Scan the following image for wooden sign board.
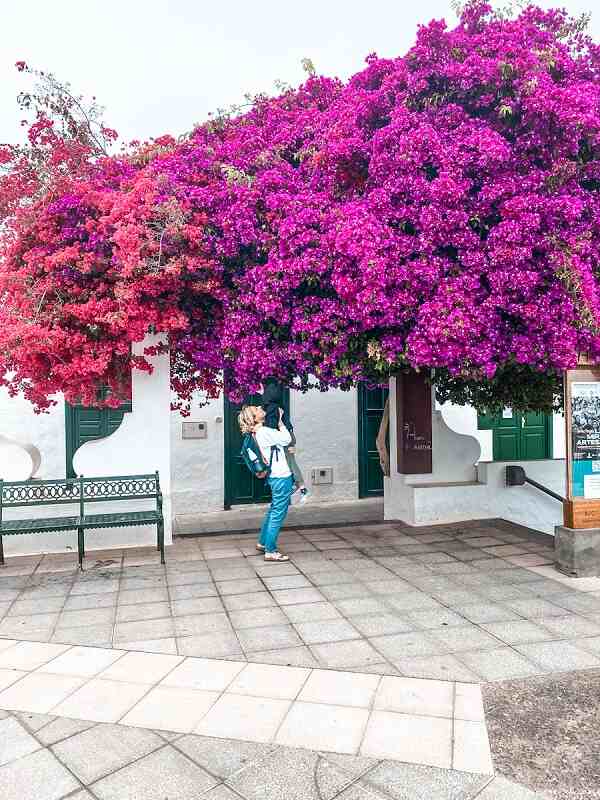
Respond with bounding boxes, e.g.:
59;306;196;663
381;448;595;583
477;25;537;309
564;365;600;528
396;371;432;475
564;499;600;529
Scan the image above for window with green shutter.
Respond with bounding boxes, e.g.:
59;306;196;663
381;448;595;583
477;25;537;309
477;409;552;461
64;394;132;478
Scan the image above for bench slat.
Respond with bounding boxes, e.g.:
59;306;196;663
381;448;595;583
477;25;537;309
82;511;160;528
1;517;79;533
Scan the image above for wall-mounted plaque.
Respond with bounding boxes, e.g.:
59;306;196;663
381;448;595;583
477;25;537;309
182;421;208;439
396;371;432;474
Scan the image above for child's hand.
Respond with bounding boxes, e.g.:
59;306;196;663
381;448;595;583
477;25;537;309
288;447;296;454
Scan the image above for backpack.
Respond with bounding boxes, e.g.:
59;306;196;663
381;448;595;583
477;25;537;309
240;433;275;479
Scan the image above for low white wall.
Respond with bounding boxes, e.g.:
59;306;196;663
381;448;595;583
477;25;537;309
386;460;565;535
385;459;565;534
477;460;564;534
386;378;565;534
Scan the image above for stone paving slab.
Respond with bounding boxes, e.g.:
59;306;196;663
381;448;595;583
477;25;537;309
0;705;547;800
0;639;492;772
2;520;597;685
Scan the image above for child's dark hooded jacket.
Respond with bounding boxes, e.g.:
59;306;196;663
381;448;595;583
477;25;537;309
262;380;294;440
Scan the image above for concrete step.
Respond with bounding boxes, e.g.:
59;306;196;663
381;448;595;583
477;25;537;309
174;497;384;536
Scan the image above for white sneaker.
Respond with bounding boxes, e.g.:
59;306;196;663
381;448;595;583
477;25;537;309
264;551;289;562
299;489;310;504
290;488;303;506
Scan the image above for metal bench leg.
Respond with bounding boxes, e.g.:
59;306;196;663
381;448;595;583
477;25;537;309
158;521;165;565
77;528;84;570
0;534;4;565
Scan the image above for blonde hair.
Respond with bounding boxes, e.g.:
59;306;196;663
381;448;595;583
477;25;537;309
238;405;261;434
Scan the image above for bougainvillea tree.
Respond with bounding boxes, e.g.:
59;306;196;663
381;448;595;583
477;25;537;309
1;1;600;414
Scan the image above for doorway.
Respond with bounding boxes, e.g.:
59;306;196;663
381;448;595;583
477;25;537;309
223;390;290;508
358;384;389;498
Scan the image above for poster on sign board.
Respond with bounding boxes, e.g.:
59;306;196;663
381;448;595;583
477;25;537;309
571;382;600;497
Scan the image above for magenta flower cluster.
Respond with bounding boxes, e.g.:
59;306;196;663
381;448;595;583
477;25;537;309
176;1;600;401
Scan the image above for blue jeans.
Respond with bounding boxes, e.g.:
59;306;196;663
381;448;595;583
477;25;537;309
259;475;294;553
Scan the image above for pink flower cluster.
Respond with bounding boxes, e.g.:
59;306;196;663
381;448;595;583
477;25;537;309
2;1;600;411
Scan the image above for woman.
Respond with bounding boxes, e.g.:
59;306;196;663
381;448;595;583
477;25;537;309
238;405;293;562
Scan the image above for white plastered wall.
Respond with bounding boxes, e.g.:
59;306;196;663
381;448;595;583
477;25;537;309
0;389;66;480
292;387;359;502
170;386;360;517
170;393;225;516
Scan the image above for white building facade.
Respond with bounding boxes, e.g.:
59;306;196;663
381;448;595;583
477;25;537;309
0;345;567;557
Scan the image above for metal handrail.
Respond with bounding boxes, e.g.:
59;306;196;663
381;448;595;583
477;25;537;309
505;465;565;503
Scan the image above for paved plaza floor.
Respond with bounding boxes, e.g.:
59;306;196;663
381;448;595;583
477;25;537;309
1;520;600;682
1;518;599;798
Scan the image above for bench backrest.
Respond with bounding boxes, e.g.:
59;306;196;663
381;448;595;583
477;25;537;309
0;478;80;508
80;474;160;503
1;472;160;510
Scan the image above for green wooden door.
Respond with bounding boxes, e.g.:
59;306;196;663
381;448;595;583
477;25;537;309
478;409;552;461
224;391;290;508
358;384;389;498
65;402;131;478
520;411;549;460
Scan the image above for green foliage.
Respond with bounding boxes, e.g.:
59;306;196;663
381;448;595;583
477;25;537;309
433;364;564;415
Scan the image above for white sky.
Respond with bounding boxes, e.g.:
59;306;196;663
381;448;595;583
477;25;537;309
1;0;597;147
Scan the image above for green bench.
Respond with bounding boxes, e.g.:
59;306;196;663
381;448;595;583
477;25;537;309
0;472;165;568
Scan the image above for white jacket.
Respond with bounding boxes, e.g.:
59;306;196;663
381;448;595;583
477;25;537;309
254;424;292;479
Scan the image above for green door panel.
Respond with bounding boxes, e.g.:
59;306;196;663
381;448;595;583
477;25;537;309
524;411;546;426
358;384;389;498
493;428;520;461
521;411;548;460
108;408;128;434
224;391;290;508
521;429;547;460
476;410;498;430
